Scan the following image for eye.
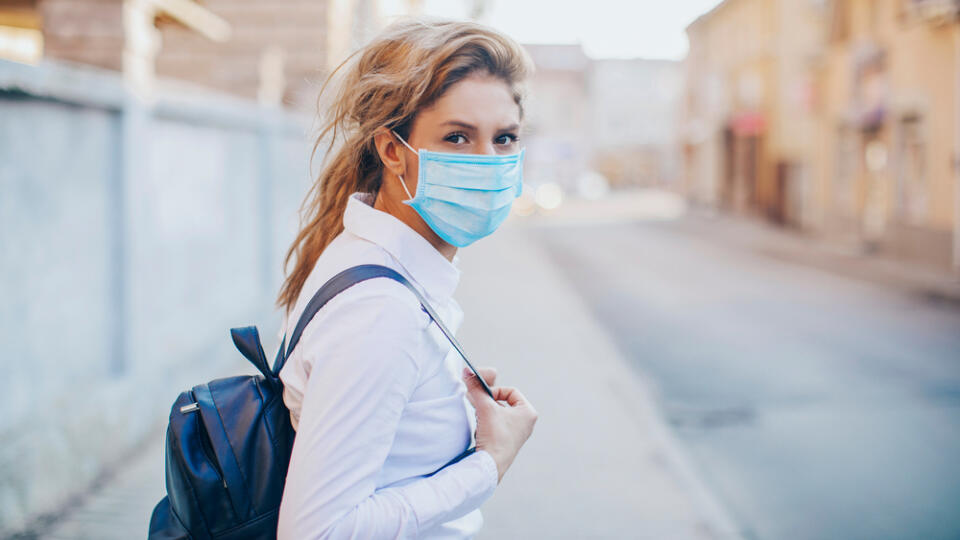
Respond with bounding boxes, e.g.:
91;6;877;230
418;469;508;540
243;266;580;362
495;133;519;146
444;132;468;145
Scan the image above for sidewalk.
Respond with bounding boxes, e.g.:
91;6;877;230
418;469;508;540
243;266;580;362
671;211;960;307
527;189;960;307
33;223;741;539
459;223;740;539
37;430;165;539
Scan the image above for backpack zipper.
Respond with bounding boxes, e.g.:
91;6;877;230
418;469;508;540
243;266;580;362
188;391;230;494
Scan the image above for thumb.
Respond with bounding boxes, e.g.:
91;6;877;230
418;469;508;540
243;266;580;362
462;367;493;411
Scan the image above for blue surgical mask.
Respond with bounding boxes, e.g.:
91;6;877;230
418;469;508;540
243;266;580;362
391;130;524;247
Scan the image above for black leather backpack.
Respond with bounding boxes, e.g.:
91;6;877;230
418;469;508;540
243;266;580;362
148;264;485;539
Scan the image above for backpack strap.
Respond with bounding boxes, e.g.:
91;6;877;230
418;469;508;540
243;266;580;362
273;264;493;398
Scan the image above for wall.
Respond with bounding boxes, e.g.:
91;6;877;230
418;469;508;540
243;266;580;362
39;0;125;72
816;0;958;267
0;58;312;534
155;0;329;108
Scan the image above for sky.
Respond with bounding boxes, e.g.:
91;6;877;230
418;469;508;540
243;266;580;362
415;0;725;60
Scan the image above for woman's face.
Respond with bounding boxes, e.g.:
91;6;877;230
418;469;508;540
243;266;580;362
402;73;521;177
374;73;522;257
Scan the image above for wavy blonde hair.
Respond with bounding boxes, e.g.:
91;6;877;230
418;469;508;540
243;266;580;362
276;19;534;313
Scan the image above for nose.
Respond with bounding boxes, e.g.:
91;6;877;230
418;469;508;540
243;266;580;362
477;141;497;156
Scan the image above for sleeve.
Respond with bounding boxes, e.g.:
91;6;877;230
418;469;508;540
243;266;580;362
276;284;499;540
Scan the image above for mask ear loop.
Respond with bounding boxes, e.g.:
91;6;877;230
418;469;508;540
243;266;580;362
391;130;418;154
391;130;417;201
397;174;414;200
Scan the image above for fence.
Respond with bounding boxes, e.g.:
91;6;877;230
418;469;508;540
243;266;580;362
0;58;313;534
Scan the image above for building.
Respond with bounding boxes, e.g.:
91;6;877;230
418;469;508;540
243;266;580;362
815;0;960;268
522;44;592;191
0;0;430;109
590;58;683;188
0;0;235;100
524;44;682;193
154;0;329;108
681;0;826;224
682;0;959;270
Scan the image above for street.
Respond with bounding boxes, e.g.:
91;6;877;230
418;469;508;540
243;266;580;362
530;211;960;540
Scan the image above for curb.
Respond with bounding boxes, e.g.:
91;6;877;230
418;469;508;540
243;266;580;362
607;364;744;540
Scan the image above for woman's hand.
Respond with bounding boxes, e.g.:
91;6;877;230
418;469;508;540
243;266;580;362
462;367;538;484
473;366;498;387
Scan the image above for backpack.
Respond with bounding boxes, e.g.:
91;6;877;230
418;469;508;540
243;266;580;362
148;264;486;539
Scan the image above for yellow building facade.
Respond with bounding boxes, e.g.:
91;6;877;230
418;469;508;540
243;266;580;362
683;0;823;224
683;0;960;270
816;0;959;267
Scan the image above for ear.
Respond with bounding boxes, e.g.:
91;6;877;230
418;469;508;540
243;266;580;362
373;127;407;178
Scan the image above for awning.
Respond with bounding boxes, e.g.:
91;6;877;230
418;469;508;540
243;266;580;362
730;111;765;136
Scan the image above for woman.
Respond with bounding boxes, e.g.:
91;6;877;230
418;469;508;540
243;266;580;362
274;19;539;539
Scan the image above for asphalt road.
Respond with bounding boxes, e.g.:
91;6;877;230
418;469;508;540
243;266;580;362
533;219;960;540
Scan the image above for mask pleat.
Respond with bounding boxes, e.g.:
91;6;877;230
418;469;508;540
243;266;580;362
420;183;519;211
413;200;513;247
412;207;475;247
420;159;522;190
417;198;512;231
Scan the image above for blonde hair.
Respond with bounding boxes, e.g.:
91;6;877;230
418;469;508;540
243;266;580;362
276;19;534;313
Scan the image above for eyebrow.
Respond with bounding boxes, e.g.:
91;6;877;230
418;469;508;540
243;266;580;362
442;120;520;132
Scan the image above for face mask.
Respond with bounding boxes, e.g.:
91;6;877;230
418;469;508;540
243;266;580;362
391;130;524;248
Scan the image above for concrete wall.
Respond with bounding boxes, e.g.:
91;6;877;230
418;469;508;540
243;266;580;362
0;58;312;534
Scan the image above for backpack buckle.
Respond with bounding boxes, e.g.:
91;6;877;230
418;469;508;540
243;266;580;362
179;402;199;414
